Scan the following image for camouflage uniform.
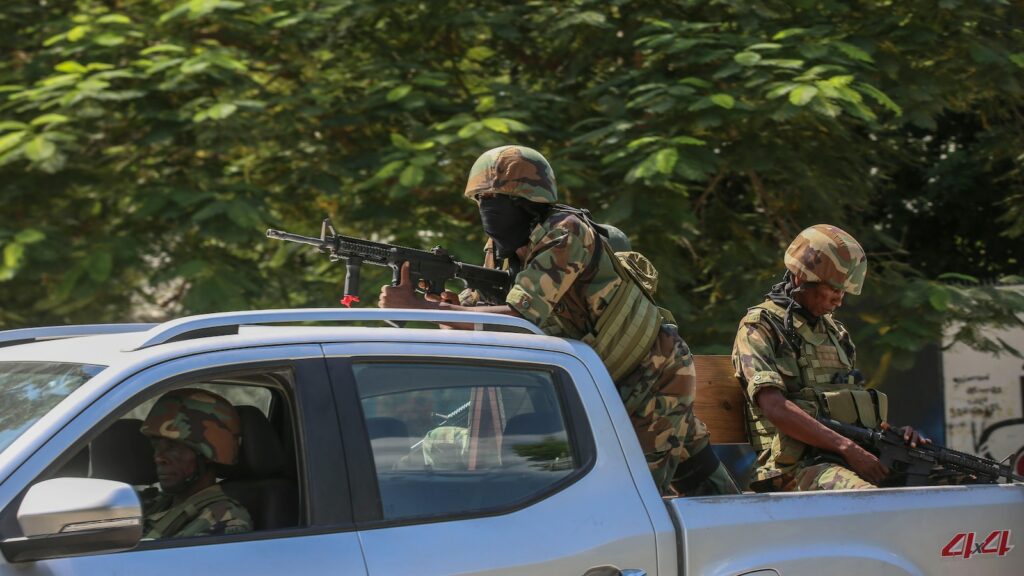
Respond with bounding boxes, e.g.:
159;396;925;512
142;484;252;539
140;388;254;537
732;224;873;491
466;146;732;495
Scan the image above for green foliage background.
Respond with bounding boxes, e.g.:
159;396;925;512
1;0;1023;382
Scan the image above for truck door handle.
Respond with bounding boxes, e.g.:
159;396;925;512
583;567;647;576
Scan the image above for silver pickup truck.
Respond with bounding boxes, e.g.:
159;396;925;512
0;309;1019;576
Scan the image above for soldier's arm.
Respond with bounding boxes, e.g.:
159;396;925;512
735;321;888;484
756;388;888;484
504;219;592;327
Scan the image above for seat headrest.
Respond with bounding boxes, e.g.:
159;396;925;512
91;418;157;485
221;405;286;479
366;417;409;440
55;445;90;478
504;412;563;437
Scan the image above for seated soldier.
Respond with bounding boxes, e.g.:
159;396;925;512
733;225;928;492
138;388;253;539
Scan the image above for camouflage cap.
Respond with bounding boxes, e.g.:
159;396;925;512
784;224;867;295
140;388;242;466
463;145;557;203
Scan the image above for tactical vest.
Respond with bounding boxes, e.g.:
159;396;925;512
548;225;663;382
744;301;887;469
144;485;237;539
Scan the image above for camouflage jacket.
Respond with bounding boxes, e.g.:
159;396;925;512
504;211;623;339
142;484;252;539
732;299;857;479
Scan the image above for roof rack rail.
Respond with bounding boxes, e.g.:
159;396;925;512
0;324;157;349
130;308;544;351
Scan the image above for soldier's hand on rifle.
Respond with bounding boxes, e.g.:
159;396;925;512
424;290;460;305
839;441;890;485
379;262;432;309
881;422;931;448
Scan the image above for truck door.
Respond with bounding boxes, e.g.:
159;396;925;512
0;346;367;576
324;341;658;576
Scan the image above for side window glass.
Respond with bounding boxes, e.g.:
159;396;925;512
51;374;299;542
354;362;580;520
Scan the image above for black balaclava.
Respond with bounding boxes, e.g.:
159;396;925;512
478;194;541;261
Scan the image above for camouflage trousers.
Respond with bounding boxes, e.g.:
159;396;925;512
786;463;874;491
616;323;717;495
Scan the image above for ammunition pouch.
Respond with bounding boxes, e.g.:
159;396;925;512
819;389;888;429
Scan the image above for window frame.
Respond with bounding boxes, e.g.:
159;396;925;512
0;351;357;553
327;355;597;529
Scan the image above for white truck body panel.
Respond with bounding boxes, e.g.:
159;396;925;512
0;310;1019;576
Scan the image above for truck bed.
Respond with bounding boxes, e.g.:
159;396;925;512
667;483;1024;576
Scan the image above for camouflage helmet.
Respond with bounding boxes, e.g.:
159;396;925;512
601;224;632;253
785;224;867;295
140;388;242;466
463;145;557;203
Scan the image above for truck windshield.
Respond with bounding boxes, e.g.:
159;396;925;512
0;361;105;453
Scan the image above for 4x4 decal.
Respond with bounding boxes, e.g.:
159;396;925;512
942;530;1013;559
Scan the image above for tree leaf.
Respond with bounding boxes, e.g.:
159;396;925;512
772;28;807;40
67;25;91;42
399;164;425;187
670;136;706;146
94;33;125;47
833;41;873;63
466;47;495;61
30;114;71;126
928;285;951;311
15;229;46;244
856;83;902;115
24;136;56;162
710;93;735;109
387;85;413;102
55;61;88;74
788;85;819;106
654;147;678;174
3;244;25;268
734;52;762;66
96;14;133;24
482;118;510;133
140;44;186;55
0;131;25;154
86;252;113;282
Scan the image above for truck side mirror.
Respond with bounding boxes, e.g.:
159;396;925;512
1;478;143;563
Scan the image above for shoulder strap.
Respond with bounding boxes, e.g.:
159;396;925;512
751;302;800;359
147;487;235;539
822;316;851;366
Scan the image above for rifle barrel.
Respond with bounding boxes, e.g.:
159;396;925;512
266;229;326;249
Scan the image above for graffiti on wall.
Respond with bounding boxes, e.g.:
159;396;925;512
943;314;1024;477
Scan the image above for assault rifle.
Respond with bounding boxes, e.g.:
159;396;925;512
266;218;512;305
817;417;1023;486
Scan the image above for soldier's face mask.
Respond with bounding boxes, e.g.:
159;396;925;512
477;194;535;261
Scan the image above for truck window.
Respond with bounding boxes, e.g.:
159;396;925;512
0;361;104;453
44;372;300;541
354;362;580;520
